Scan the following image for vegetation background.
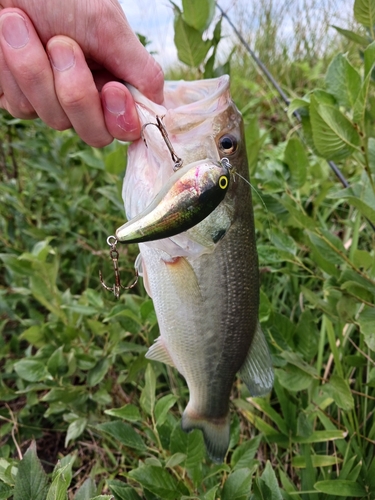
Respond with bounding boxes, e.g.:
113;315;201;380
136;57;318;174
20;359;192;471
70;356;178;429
0;0;374;498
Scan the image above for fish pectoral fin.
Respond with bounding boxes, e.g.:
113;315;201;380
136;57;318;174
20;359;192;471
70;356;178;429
238;322;274;397
135;252;153;298
146;337;175;367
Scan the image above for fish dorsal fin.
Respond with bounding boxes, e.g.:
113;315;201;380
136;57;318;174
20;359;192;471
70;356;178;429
238;323;274;397
146;337;175;367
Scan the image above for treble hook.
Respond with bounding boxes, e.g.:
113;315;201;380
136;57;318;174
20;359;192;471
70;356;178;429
141;115;183;171
99;235;138;299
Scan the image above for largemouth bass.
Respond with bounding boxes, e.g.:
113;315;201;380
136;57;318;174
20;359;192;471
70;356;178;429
121;76;273;462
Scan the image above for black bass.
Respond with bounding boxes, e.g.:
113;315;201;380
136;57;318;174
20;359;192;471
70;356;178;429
121;76;273;462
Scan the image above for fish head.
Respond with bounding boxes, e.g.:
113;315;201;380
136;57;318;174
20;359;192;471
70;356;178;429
122;75;248;258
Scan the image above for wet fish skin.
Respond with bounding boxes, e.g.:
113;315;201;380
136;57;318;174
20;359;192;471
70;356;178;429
116;159;231;244
122;76;274;462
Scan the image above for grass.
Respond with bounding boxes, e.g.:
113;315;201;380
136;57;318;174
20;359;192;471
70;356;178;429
0;0;374;498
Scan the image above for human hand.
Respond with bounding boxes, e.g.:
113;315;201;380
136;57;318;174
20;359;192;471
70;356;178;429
0;0;164;146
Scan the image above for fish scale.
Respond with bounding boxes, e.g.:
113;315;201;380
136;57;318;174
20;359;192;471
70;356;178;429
121;76;274;462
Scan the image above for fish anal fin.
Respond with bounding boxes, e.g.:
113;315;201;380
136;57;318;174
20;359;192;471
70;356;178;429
146;337;175;367
239;322;274;397
181;404;230;463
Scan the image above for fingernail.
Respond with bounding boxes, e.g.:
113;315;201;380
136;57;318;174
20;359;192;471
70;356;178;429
103;88;126;114
0;13;29;49
48;40;75;71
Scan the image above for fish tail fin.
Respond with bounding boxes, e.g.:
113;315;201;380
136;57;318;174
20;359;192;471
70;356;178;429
181;405;230;463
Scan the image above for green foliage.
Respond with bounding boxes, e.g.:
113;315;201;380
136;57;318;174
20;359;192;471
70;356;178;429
1;0;375;499
171;0;230;78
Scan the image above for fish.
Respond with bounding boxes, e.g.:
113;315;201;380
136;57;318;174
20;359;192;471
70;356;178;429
116;158;232;244
121;75;274;462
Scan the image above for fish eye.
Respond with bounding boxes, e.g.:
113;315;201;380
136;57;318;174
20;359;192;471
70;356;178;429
219;175;229;190
218;134;238;155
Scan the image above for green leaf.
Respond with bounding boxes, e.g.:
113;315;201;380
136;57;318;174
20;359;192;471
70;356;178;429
174;12;211;67
221;468;252;500
47;346;67;377
20;325;44;348
65;418;87;447
165;453;187;468
14;359;50;382
245;116;267;175
203;485;220;500
276;365;313;392
292;455;342;468
287;97;309;120
51;455;75;487
69;150;104;170
306;229;346;277
358;306;375;351
283;136;308;188
96;421;146;451
74;478;96;500
310;94;360;160
368;137;375;175
90;496;113;500
104;144;127;175
170;426;205;486
182;0;215;31
13;442;49;500
140;363;156;416
104;404;141;422
325;54;361;108
354;0;375;27
256;461;283;500
154;395;178;427
63;304;98;316
0;482;13;499
331;25;369;45
108;480;142;500
128;465;187;499
87;358;110;387
328;182;375;224
46;474;68;500
231;435;262;470
364;40;375;78
314;479;367;497
250;398;289;435
353;42;375;125
46;456;75;500
295;310;319;361
324;374;355;411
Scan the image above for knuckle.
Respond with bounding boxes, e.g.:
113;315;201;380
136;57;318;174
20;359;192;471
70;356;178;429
8;97;36;119
88;135;113;148
49;117;71;131
58;89;87;110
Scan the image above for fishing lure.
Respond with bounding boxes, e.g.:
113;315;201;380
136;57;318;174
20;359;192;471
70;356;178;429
115;157;232;244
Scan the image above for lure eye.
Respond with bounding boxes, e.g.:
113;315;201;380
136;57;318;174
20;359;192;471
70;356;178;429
218;134;238;155
219;175;229;190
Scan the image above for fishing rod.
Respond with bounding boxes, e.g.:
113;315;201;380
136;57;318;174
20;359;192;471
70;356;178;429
216;3;375;231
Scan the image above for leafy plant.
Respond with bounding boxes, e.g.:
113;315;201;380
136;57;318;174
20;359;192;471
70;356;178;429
0;0;375;498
